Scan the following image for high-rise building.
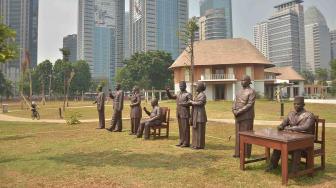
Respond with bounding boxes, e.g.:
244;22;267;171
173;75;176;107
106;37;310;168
78;0;124;86
199;0;232;39
268;0;305;72
198;9;226;40
129;0;188;59
0;0;38;82
304;6;331;73
331;30;336;60
253;21;269;59
124;12;131;59
63;34;77;62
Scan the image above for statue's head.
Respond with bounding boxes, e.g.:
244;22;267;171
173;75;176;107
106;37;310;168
179;81;187;91
115;83;121;90
293;96;305;112
151;98;159;107
241;75;252;88
132;85;139;93
196;82;206;92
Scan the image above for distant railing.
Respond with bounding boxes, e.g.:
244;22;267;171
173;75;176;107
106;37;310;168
201;73;235;80
264;74;276;80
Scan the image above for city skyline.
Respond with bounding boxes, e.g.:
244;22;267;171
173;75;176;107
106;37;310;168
38;0;336;63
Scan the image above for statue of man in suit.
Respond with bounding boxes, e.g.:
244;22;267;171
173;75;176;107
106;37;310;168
106;83;124;132
93;85;105;129
266;96;315;172
136;98;162;140
166;81;192;147
232;75;256;158
189;82;207;149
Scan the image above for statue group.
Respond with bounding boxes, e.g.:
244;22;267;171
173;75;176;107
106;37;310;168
94;75;316;172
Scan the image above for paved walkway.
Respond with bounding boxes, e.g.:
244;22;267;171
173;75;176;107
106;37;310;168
1;113;335;128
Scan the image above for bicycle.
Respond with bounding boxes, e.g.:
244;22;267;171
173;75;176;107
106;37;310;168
31;109;40;120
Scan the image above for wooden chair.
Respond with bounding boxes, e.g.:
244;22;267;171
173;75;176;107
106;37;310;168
301;116;325;171
150;107;170;139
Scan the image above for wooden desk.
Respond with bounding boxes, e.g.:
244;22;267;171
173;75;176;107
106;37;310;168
239;129;315;185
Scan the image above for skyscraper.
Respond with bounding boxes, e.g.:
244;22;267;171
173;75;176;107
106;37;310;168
199;0;232;39
124;12;131;59
0;0;39;82
78;0;124;86
253;21;269;59
268;0;305;72
304;6;331;73
331;30;336;60
129;0;188;59
63;34;77;63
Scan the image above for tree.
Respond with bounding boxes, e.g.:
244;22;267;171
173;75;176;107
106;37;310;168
330;59;336;80
35;60;52;104
60;48;70;62
0;71;13;100
115;51;174;91
70;60;91;98
301;70;315;84
0;21;18;63
178;17;199;95
315;68;328;85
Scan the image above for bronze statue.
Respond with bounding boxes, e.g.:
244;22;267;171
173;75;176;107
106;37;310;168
189;82;207;149
166;81;192;147
232;75;256;158
93;85;105;129
130;86;142;135
266;96;315;172
106;84;124;132
136;98;162;139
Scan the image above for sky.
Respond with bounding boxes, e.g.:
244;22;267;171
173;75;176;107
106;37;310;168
38;0;336;63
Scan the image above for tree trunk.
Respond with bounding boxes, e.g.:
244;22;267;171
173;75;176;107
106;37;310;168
41;79;46;105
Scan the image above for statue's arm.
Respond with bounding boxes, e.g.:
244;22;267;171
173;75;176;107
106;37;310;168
236;91;256;116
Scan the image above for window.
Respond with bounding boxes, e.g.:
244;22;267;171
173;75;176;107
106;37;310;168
245;66;252;77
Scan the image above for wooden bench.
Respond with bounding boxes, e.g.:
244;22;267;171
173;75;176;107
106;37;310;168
150;107;170;139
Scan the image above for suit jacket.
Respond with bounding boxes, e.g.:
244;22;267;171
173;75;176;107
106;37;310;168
96;92;105;111
191;92;207;127
232;86;256;122
279;109;315;134
175;91;192;118
110;90;124;111
130;93;142;118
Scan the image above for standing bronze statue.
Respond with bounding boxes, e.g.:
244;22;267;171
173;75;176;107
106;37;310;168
130;86;142;135
266;96;315;172
106;84;124;132
232;75;256;158
136;98;162;139
166;81;192;147
93;85;105;129
189;82;207;149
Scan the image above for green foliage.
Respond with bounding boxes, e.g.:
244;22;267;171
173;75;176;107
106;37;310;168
315;68;329;86
65;111;82;125
0;21;18;63
330;59;336;80
0;71;13;98
300;70;315;84
330;80;336;96
59;48;70;62
33;60;52;95
115;51;174;91
70;60;91;94
52;59;73;95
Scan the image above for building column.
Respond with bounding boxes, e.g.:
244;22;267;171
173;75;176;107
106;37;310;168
232;82;236;100
290;87;294;98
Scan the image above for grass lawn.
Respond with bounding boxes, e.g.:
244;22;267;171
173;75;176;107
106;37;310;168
0;120;335;187
4;100;336;123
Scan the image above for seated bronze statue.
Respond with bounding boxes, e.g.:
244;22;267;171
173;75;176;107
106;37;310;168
266;96;315;172
136;98;162;140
